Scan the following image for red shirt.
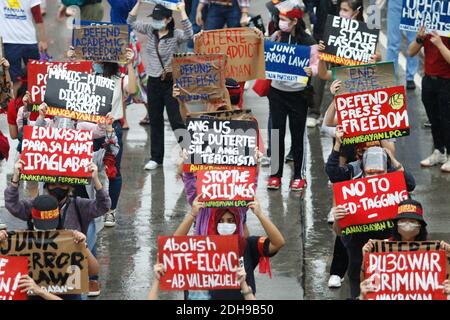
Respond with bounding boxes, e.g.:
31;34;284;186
423;35;450;79
7;98;39;126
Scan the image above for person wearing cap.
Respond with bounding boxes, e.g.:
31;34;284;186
266;5;318;193
196;0;250;30
127;0;193;171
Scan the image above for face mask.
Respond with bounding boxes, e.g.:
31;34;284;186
339;12;352;19
397;221;421;233
93;63;103;74
151;19;167;30
217;223;237;235
48;187;69;202
279;20;292;32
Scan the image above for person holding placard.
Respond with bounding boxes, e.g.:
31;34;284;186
127;0;193;171
408;27;450;172
266;6;318;192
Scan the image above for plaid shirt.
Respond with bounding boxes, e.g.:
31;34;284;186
199;0;250;9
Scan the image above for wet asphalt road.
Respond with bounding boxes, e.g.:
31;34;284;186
0;1;449;300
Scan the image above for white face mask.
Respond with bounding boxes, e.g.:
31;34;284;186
151;19;167;30
279;20;292;32
397;221;420;233
217;223;237;235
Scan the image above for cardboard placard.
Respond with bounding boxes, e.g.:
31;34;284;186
27;60;93;110
142;0;181;10
194;28;265;82
72;22;130;63
0;256;29;300
172;53;227;102
400;0;450;37
264;40;311;84
0;231;89;295
335;85;410;145
183;118;258;172
158;235;240;290
20;126;93;185
0;36;12;111
331;62;396;94
197;166;257;207
320;15;380;66
333;171;409;235
44;69;115;123
364;241;448;300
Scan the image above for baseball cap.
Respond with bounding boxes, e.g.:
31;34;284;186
393;199;427;225
149;4;172;20
32;195;60;230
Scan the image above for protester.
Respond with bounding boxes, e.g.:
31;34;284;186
57;0;104;22
127;0;193;171
0;0;47;97
408;27;450;172
196;0;250;30
267;6;318;192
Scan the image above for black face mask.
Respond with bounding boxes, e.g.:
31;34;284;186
48;188;69;202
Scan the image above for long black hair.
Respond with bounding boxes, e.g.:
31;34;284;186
338;0;364;22
103;62;120;78
391;220;428;241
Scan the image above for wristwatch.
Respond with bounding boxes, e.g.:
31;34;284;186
416;37;424;45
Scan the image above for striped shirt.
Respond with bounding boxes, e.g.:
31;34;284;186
127;15;193;77
200;0;250;9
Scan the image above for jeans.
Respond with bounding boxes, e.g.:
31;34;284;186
188;0;206;49
108;121;123;210
204;0;241;30
386;0;418;82
268;87;308;179
421;76;450;152
147;77;186;164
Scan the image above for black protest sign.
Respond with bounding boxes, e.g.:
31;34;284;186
183;118;258;172
0;230;89;295
44;68;115;123
320;15;379;66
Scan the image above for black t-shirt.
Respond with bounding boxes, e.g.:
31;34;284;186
209;236;275;300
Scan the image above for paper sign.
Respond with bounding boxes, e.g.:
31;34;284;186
335;85;410;145
20;126;93;185
0;36;12;111
194;28;265;82
158;235;240;290
0;256;28;300
264;40;311;84
142;0;181;10
400;0;450;37
320;15;380;66
333;171;409;235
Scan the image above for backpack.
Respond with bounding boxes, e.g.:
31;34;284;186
62;0;86;6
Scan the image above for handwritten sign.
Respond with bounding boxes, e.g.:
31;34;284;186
400;0;450;37
72;22;130;63
194;28;265;82
0;256;28;300
333;171;409;235
142;0;181;10
335;86;409;145
158;235;240;290
197;166;257;207
172;53;227;102
0;231;89;295
183;118;258;172
44;69;115;123
20;126;93;185
0;36;12;111
332;62;396;94
320;15;379;66
264;40;311;84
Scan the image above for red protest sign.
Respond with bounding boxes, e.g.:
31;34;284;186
335;86;409;145
197;166;257;208
20;126;93;185
158;235;240;291
0;256;29;300
364;250;448;300
27;60;92;107
333;171;408;235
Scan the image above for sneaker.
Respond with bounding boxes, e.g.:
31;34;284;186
441;159;450;172
104;210;116;227
420;149;447;167
144;160;161;170
406;80;416;90
88;280;101;297
260;156;271;167
327;208;334;224
328;275;344;288
290;178;306;192
285;151;294;162
267;177;281;190
306;117;318;128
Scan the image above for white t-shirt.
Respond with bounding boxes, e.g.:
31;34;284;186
0;0;40;44
111;74;129;121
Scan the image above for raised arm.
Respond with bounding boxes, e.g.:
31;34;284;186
127;0;153;35
408;26;425;58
